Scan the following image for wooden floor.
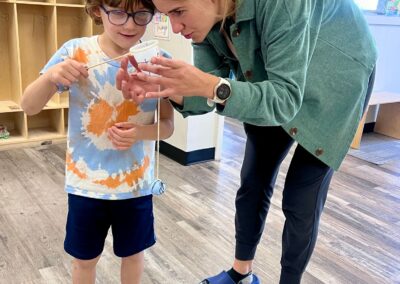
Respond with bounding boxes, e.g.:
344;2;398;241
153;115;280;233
0;118;399;284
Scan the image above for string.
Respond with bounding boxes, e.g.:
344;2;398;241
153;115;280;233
156;85;161;180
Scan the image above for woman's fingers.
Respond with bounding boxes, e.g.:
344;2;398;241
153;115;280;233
121;80;146;103
135;72;166;85
138;64;173;78
150;56;185;68
145;88;174;99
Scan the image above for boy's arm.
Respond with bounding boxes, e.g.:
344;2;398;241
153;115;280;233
136;98;174;141
20;72;58;116
21;59;88;115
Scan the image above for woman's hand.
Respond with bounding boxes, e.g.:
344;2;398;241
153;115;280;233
116;57;160;104
119;56;219;100
108;122;141;151
45;59;88;87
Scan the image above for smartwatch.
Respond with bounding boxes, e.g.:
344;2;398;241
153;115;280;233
207;78;232;106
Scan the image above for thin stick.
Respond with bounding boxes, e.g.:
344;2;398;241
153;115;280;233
156;85;161;179
86;52;130;69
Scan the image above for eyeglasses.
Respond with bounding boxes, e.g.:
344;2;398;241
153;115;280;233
100;6;154;26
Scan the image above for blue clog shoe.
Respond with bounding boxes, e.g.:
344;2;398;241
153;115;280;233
199;271;260;284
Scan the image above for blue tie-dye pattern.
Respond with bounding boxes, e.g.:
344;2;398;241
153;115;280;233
40;36;163;200
141;98;158;112
70;70;146;174
93;68;107;87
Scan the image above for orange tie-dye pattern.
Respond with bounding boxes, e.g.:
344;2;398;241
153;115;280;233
87;99;114;136
66;152;87;179
116;101;139;123
72;47;89;64
86;100;139;137
94;156;150;189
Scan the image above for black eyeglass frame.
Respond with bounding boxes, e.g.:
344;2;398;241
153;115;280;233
99;5;154;26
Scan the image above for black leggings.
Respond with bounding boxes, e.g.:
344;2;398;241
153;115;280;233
235;124;333;284
234;67;375;284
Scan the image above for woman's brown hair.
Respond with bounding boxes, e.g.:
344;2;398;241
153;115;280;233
86;0;155;25
220;0;239;29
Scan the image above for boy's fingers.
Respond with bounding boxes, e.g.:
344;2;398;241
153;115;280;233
114;122;136;128
121;57;129;72
69;60;89;78
116;69;124;90
63;71;78;84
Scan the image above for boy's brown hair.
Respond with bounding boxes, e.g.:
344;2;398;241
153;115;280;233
86;0;156;25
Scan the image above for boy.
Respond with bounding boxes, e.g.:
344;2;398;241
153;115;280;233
20;0;174;282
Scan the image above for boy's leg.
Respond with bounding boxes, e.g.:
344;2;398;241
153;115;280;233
234;125;294;273
72;256;101;284
280;144;334;283
111;195;155;282
65;194;111;282
121;252;144;284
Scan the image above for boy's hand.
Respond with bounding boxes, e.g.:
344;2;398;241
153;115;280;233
107;122;141;150
46;59;89;87
116;57;159;104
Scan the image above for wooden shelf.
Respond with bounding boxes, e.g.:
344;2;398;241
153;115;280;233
63;108;68;135
27;109;63;139
16;0;54;5
18;4;57;91
0;1;96;150
0;112;27;142
57;6;91;47
0;3;22;107
59;91;69;108
55;0;83;5
0;101;23;113
0;130;27;146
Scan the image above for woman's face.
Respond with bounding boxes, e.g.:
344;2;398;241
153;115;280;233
153;0;221;43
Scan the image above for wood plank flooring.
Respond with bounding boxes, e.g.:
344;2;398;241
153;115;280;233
0;118;399;283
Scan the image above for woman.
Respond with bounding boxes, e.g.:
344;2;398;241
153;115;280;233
117;0;377;283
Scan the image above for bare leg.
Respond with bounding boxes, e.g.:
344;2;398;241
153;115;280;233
72;255;101;284
121;251;145;284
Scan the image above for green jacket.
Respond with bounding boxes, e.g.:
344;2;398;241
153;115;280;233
175;0;377;170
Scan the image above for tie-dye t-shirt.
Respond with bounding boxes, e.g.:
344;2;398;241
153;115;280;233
41;36;164;200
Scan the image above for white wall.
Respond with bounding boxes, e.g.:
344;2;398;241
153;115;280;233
365;14;400;122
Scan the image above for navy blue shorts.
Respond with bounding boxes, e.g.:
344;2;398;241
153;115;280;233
64;194;155;260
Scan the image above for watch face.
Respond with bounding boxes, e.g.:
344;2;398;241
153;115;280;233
217;83;231;100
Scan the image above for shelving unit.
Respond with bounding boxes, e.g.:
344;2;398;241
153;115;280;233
0;0;103;150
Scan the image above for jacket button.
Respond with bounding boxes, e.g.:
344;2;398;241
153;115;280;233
233;28;240;37
289;127;298;136
245;70;253;79
315;148;324;156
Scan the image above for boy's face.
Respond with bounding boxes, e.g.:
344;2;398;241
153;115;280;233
97;3;151;52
